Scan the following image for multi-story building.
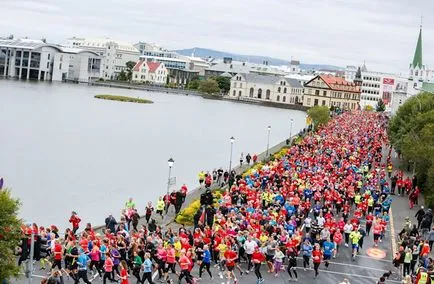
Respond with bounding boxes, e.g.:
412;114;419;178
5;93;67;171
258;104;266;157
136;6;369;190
303;75;361;110
345;65;357;82
205;57;285;78
134;42;208;85
0;38;101;82
132;60;168;85
229;73;304;105
64;37;139;80
407;26;433;96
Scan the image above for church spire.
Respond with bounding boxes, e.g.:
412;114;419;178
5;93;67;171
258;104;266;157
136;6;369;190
412;25;423;69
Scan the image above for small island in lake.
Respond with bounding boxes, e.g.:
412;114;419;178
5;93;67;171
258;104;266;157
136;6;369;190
94;94;153;104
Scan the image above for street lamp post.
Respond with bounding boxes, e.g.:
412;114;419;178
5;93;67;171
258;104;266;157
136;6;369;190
25;230;35;284
266;126;271;157
167;158;174;199
229;137;235;173
289;118;294;144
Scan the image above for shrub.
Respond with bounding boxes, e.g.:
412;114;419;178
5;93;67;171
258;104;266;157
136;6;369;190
175;199;201;225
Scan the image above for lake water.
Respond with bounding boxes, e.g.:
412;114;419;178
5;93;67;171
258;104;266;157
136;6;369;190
0;80;306;230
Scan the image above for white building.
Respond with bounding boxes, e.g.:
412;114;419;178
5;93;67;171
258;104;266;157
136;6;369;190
205;57;286;78
0;38;101;82
407;26;433;96
229;73;304;105
345;65;357;82
132;60;168;85
64;37;139;80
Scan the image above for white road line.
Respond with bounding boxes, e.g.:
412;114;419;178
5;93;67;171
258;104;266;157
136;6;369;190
389;208;398;255
152;270;159;280
19;272;46;279
295;257;388;272
299;267;401;283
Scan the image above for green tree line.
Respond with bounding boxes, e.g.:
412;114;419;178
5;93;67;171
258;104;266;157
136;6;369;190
388;92;434;205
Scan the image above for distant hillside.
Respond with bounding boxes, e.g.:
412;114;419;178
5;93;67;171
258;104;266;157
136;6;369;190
175;47;343;71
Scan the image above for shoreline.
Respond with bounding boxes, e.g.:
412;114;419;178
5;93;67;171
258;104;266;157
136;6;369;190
92;131;306;233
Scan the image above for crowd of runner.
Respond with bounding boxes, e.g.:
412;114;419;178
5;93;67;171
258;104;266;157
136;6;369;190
18;111;430;284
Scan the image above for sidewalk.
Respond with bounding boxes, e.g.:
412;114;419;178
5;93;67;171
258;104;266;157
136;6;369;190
388;147;425;254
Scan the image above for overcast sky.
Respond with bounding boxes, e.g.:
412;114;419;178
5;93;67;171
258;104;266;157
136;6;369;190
0;0;432;74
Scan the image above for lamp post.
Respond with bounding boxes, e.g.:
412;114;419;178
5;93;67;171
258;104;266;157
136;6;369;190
229;137;235;173
167;158;174;199
289;118;294;144
25;229;35;284
266;126;271;157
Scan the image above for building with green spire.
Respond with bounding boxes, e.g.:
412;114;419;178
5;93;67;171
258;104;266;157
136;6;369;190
408;25;433;96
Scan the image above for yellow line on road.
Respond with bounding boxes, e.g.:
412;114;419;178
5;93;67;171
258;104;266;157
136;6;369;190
389;208;398;255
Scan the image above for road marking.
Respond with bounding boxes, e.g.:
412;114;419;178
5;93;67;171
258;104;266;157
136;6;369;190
357;254;393;262
19;272;46;279
389;207;398;255
295;257;388;272
152;270;159;280
298;267;401;283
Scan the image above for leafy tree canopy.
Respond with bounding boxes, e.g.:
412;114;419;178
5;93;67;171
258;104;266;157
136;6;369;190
0;189;22;280
307;106;330;130
376;99;386;112
198;79;219;95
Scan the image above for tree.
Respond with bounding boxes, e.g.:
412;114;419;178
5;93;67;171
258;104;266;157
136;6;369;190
0;189;22;281
388;92;434;204
117;70;127;81
307;106;330;131
214;76;231;94
376;99;386;112
364;105;374;112
125;61;136;82
187;79;200;90
198;79;219;95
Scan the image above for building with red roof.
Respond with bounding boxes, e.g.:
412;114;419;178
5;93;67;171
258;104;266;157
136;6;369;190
132;60;168;85
303;74;361;110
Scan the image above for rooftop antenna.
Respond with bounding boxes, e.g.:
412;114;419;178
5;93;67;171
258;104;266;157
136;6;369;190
421;15;423;29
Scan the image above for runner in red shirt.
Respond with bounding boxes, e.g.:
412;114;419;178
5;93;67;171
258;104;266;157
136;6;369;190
69;211;81;235
224;247;238;283
312;244;322;278
251;247;265;283
52;239;63;270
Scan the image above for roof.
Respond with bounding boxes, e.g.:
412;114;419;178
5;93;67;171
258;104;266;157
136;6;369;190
422;82;434;94
133;60;144;72
361;62;368;72
412;27;423;69
290;60;300;65
318;75;360;93
66;37;139;53
0;38;60;51
220;72;233;78
146;62;161;73
238;73;303;88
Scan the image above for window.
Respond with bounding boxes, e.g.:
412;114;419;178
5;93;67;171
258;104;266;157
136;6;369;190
415;70;419;76
240;83;242;88
283;96;286;102
278;87;281;93
233;82;237;88
266;90;271;100
323;91;327;96
307;98;311;105
315;90;320;95
284;87;287;93
238;91;242;96
322;100;326;106
46;62;49;68
277;95;280;101
59;63;62;70
249;88;254;97
258;89;262;99
233;90;236;96
47;53;50;60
